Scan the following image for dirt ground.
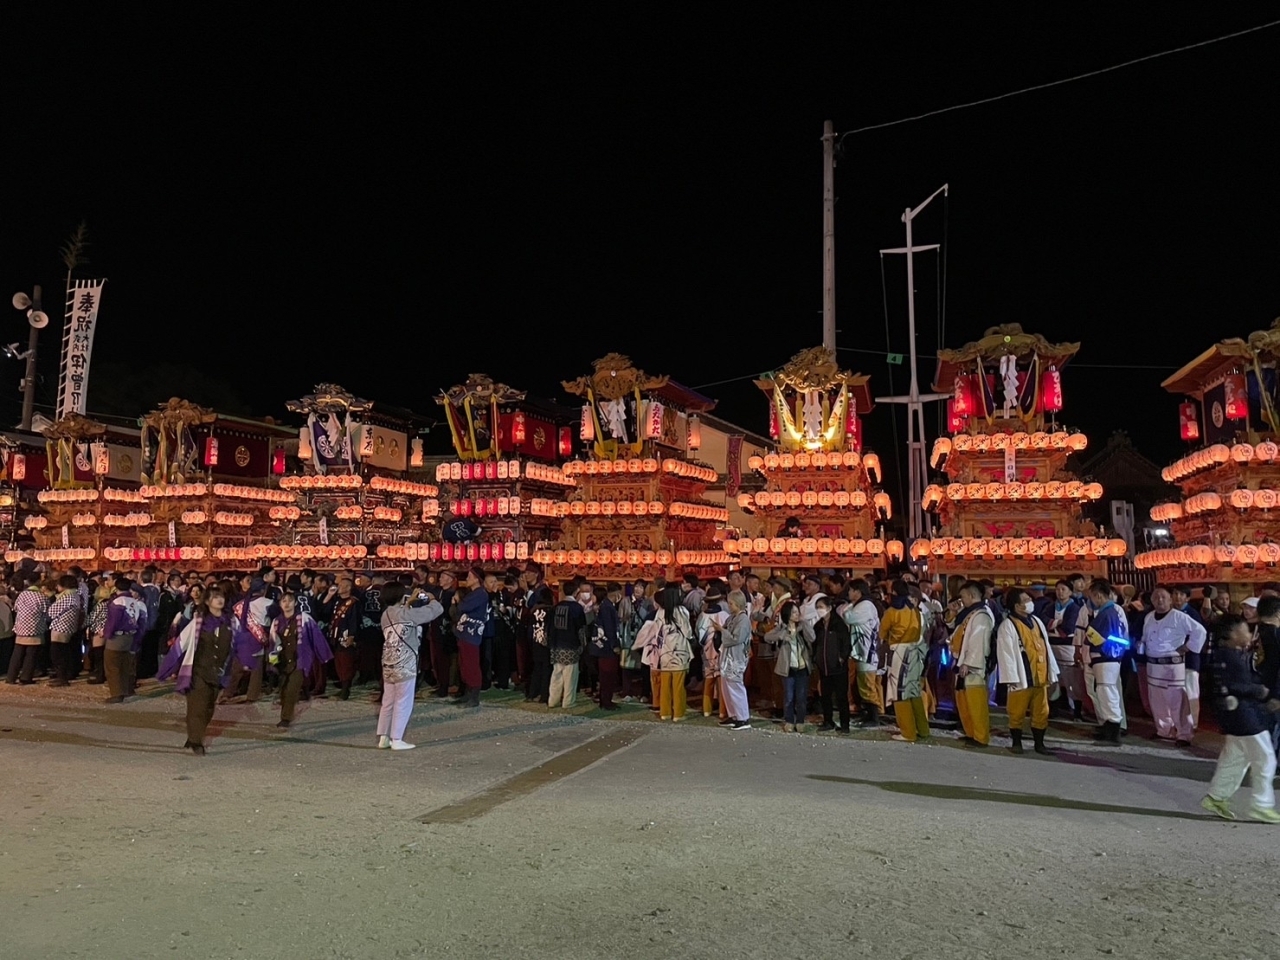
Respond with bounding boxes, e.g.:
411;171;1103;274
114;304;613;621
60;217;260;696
1;679;1276;960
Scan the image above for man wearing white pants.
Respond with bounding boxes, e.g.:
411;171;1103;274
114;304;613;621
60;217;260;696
1084;579;1129;745
1201;614;1280;822
1141;588;1206;746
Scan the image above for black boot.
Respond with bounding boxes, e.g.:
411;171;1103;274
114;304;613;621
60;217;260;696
1009;729;1025;755
1032;727;1055;756
858;705;880;728
1072;702;1083;722
1094;720;1120;745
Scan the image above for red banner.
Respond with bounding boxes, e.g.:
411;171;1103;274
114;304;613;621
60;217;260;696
726;435;743;497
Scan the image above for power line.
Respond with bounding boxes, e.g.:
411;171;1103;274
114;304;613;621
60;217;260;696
840;19;1280;136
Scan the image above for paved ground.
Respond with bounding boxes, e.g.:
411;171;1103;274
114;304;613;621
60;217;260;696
1;679;1275;960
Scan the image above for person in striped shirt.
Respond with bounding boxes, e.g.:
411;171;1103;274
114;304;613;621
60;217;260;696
46;575;83;687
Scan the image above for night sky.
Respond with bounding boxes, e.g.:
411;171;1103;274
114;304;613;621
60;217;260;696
3;9;1278;505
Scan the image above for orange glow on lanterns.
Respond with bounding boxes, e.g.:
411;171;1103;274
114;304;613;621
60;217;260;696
203;437;219;468
1040;365;1063;413
512;411;527;445
952;376;972;416
1178;402;1199;442
1223;373;1247;421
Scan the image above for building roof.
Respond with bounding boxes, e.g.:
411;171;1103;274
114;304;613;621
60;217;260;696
932;323;1079;392
1160;340;1254;397
697;411;772;448
1068;431;1172;493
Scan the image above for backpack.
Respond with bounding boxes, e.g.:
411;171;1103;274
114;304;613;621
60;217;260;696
658;621;693;672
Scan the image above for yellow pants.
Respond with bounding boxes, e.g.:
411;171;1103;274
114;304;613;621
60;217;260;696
955;680;990;745
893;697;930;741
923;679;937;719
1006;685;1049;732
657;670;687;720
851;665;884;710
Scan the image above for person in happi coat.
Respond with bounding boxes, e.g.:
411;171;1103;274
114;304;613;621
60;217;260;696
158;587;238;755
842;578;884;727
949;580;994;747
102;577;148;703
453;568;490;708
269;592;334;728
6;576;50;686
327;576;363;700
224;578;273;704
996;587;1059;755
1140;587;1206;746
590;582;624;711
46;575;83;687
881;580;930;743
1083;579;1130;745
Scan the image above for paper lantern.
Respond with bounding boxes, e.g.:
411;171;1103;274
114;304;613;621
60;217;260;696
817;537;834;554
1232;443;1254;463
989;538;1008;557
1049;539;1068;557
1066;433;1088;451
801;537;818;553
867;538;885;555
812;452;828;469
203;437;219;468
1176;402;1200;442
843;451;860;468
863;453;882;484
1239;544;1260;565
9;453;25;481
1083;483;1103;500
1230;488;1255;510
801;490;818;507
991;433;1010;449
1107;539;1127;557
952;375;973;416
1011;432;1030;450
834;538;852;554
818;490;835;507
795;453;811;469
1066;481;1084;500
834;491;851;507
953;435;973;451
770;538;787;554
947;483;966;501
753;537;769;553
769;492;786;507
786;538;803;554
873;491;892;519
1255;489;1278;509
849;491;867;507
923;485;943;509
579;405;596;443
886;540;904;562
946;399;966;434
785;491;802;507
1030;432;1049;450
1209;444;1230;464
779;454;795;470
754;491;770;508
966;483;984;500
973;434;991;452
983;483;1003;500
1260;543;1280;564
612;550;627;566
1007;482;1025;500
1224;373;1247;420
558;427;573;458
930;437;952;467
1040;366;1063;413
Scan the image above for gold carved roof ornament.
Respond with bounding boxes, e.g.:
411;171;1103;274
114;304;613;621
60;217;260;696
142;397;217;432
41;414;108;441
937;324;1081;366
1246;318;1280;362
285;383;373;417
562;353;669;401
435;373;527;408
761;346;861;392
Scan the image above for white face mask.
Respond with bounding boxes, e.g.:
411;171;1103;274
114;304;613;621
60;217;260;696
1021;601;1035;615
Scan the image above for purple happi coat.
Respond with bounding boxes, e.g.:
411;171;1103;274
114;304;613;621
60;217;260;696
158;612;238;694
269;612;333;675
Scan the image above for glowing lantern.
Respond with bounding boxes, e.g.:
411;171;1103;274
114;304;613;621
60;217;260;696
203;437;219;468
779;454;795;470
786;538;803;554
990;539;1008;557
1030;432;1050;449
1224;373;1247;420
930;437;952;467
785;491;802;507
834;491;851;507
984;482;1003;500
946;399;966;434
570;500;586;516
849;491;867;507
953;435;973;451
1239;544;1260;565
1209;444;1230;464
1215;544;1237;564
1230;488;1255;510
753;537;769;553
1083;483;1103;500
580;405;595;442
801;490;818;507
952;375;973;416
843;451;860;468
973;434;991;452
765;454;780;470
1177;402;1199;442
1066;481;1084;499
1068;538;1090;556
1007;482;1025;500
770;492;786;507
770;538;787;554
1261;543;1280;564
817;537;834;554
818;490;835;507
1232;443;1254;463
947;483;966;501
923;485;943;509
863;453;882;484
867;538;885;555
801;538;818;554
968;538;986;556
886;540;905;562
873;491;892;519
686;416;701;452
991;433;1010;450
1255;489;1278;509
1066;433;1088;451
1040;365;1063;413
768;406;779;440
1011;432;1030;450
627;550;641;566
812;452;828;469
9;454;25;481
747;456;764;471
1049;539;1068;557
1108;540;1127;557
558;427;572;458
795;453;811;469
849;538;867;554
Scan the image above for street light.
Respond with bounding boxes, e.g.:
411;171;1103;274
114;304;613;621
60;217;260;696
11;287;47;431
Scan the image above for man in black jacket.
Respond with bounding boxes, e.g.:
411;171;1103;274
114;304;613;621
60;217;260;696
813;597;852;733
1201;614;1280;822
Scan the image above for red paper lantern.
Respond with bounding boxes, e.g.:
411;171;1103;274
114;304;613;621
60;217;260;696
272;448;286;475
461;463;473;481
466;543;479;562
203;437;219;468
558;427;573;458
440;543;453;562
486;498;498;516
1224;373;1247;421
947;399;966;434
458;498;473;517
9;453;25;481
953;376;973;417
1179;401;1200;442
846;414;860;451
428;544;441;562
768;406;779;440
485;461;497;480
512;412;527;446
1040;365;1063;413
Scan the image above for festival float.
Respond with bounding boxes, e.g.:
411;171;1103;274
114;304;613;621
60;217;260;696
429;373;577;568
1139;318;1280;595
917;324;1125;581
722;346;897;571
538;354;727;581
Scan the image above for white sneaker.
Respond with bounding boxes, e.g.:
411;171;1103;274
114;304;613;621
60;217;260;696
377;735;391;749
390;740;416;751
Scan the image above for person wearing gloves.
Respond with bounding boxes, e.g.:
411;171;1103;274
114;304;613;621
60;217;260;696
996;586;1059;755
376;583;444;750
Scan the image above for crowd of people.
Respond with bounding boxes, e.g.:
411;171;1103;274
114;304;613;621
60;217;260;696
2;559;1277;819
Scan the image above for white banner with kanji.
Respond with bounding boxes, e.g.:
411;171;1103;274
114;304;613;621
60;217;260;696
57;278;107;420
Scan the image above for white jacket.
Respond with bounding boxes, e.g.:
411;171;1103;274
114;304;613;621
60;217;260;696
1140;609;1207;659
996;616;1060;691
956;607;994;678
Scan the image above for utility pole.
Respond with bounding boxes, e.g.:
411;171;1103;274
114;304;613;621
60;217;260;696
878;186;951;541
821;120;836;351
20;285;42;432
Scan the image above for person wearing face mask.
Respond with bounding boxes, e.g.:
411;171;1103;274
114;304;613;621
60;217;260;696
1048;580;1087;720
763;600;811;731
881;580;930;743
841;579;884;728
811;596;851;733
996;587;1059;755
1140;587;1206;746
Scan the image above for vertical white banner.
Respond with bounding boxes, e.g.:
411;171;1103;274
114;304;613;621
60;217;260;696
57;278;107;420
1004;447;1016;483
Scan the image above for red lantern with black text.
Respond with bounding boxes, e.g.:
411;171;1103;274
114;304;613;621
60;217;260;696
1179;401;1200;442
846;413;861;451
947;399;966;434
558;427;572;458
9;453;25;481
953;376;973;417
458;498;473;517
768;406;779;440
272;448;286;475
1224;374;1247;421
1040;365;1063;413
203;437;218;468
511;411;527;446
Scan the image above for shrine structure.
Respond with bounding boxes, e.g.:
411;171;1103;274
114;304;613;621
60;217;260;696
721;347;897;571
915;324;1126;583
535;354;729;581
1138;318;1280;597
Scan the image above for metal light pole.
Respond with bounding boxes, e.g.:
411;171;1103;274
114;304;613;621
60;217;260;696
877;186;951;540
821;120;837;351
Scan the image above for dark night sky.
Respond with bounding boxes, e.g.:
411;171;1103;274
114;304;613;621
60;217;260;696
3;8;1278;504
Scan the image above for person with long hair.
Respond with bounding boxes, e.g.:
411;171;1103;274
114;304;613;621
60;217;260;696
996;586;1058;755
651;586;694;721
158;587;238;755
269;591;334;729
376;583;444;749
764;599;813;732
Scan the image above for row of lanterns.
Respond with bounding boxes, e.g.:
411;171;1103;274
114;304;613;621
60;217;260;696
727;537;903;560
268;506;303;521
737;489;883;512
934;430;1087;460
1152;488;1280;521
1162;441;1279;482
139;484;208;498
279;474;364;490
103;513;153;527
102;546;207;563
71;513;97;526
533;548;676;568
667;502;730;522
563;458;661;476
180;511;208;524
23;516;47;529
661;460;718;483
215;544;369;562
749;451;881;483
210;483;295;503
103;488;147;503
37;489;100;503
916;537;1127;558
925;481;1104;506
213;512;254;527
334;505;362;520
371;506;403;522
4;548;96;563
453;497;523;518
368;476;438;497
388;542;531;563
435;460;524;482
1136;542;1280;569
